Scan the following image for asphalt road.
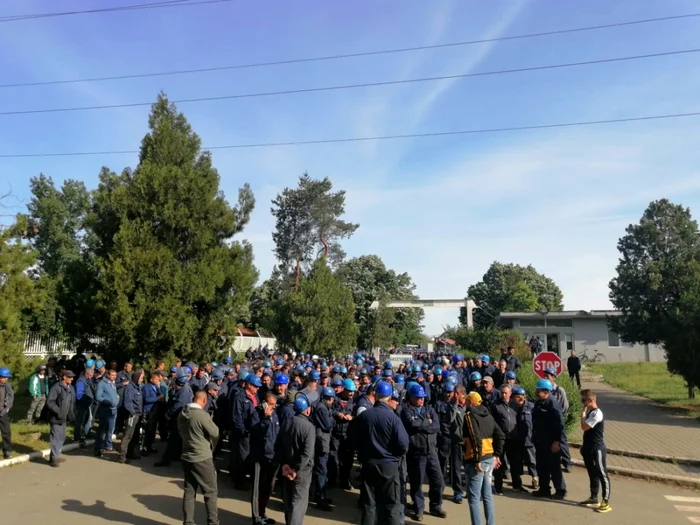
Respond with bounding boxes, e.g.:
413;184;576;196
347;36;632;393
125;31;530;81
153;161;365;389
0;448;697;525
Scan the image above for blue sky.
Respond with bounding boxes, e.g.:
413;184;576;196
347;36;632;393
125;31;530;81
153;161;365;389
1;0;700;335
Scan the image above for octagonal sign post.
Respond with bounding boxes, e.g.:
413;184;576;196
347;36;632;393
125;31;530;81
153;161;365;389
532;351;563;379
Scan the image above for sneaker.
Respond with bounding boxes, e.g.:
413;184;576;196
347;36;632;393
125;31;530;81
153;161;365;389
413;512;423;522
579;497;600;508
263;517;276;525
429;509;447;518
596;501;612;513
494;490;504;496
531;477;539;490
453;493;463;504
516;486;529;493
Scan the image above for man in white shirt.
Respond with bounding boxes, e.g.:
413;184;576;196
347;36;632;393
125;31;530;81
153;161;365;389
578;389;611;514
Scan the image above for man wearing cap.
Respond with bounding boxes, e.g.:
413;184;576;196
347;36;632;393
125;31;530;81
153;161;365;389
510;386;538;491
231;373;261;490
330;378;355;490
204;382;220;417
275;394;316;525
434;383;454;491
250;391;280;525
26;365;49;425
544;368;571;472
532;379;567;499
312;386;336;511
155;371;194;467
463;391;505;525
351;380;409;525
46;370;76;467
300;372;320;405
478;376;502;411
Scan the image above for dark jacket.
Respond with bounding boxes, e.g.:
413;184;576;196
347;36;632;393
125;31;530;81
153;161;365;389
351;401;409;464
191;376;208;393
142;382;161;414
478;386;502;411
331;397;354;442
491;399;516;439
250;405;280;461
463;404;505;464
123;381;144;416
567;355;581;373
47;382;76;425
512;400;535;447
167;384;193;417
505;355;522;372
232;390;257;437
115;370;130;399
532;396;566;447
434;399;453;441
312;400;335;455
0;382;14;415
449;402;467;443
401;403;439;456
274;413;316;472
277;402;296;428
75;374;96;408
491;370;507;389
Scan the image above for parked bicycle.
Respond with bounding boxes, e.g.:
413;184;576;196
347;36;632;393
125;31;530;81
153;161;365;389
579;347;607;363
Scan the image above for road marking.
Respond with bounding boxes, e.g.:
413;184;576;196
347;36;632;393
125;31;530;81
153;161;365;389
686;517;700;524
666;496;700;503
676;506;700;512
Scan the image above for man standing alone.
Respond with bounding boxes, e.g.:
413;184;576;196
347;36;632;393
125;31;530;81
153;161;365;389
179;390;220;525
567;351;581;389
46;370;76;466
27;365;49;424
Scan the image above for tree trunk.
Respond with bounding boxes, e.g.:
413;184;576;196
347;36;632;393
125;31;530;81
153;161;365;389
320;234;329;259
689;383;696;400
294;258;302;291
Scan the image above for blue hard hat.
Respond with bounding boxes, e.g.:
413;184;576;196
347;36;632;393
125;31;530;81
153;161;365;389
444;382;455;393
305;364;313;370
482;355;490;363
262;368;272;376
356;358;364;365
96;360;105;369
211;361;218;367
544;368;557;376
263;360;271;367
536;379;553;391
405;381;419;393
224;357;232;364
183;366;192;375
391;388;400;400
414;372;424;380
322;386;336;398
359;367;369;376
247;374;262;388
434;367;443;375
453;355;462;362
340;366;347;374
382;369;393;377
371;374;382;383
384;361;392;369
395;374;405;384
276;358;284;366
506;371;517;380
421;363;429;370
512;386;527;395
331;376;344;387
332;365;341;374
238;370;249;381
294;394;310;413
447;376;458;385
407;383;426;398
212;370;224;380
375;380;393;397
275;373;289;385
342;378;357;392
470;371;482;381
176;374;189;385
441;369;450;378
308;370;319;381
0;367;11;378
170;366;178;373
86;359;96;368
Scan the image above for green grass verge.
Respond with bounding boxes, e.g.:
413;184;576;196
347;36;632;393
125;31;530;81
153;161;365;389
588;362;700;419
5;395;76;456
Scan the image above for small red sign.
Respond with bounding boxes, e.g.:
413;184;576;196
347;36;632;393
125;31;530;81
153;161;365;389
532;351;563;379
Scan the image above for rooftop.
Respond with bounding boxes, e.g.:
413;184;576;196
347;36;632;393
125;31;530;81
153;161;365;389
498;310;621;320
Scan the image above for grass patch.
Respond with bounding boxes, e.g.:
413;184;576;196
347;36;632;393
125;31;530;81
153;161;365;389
5;395;75;456
588;362;700;418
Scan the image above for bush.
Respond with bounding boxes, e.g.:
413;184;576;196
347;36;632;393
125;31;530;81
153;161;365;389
517;362;581;438
452;327;530;361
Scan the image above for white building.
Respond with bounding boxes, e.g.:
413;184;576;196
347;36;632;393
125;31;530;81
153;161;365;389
498;310;666;363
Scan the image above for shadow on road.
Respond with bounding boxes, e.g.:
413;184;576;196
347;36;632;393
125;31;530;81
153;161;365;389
62;499;166;525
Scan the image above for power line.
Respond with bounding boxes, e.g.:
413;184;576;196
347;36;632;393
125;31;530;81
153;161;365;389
2;111;698;158
2;12;699;88
1;47;697;116
0;0;230;23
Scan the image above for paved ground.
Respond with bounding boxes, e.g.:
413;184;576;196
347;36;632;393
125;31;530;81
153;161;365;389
0;446;698;525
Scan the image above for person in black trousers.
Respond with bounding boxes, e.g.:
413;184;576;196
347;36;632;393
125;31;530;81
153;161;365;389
578;389;611;513
250;391;280;525
567;351;582;389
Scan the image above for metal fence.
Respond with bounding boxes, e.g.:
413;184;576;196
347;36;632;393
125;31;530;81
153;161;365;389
23;332;106;360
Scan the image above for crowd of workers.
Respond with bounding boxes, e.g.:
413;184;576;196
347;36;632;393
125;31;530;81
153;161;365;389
0;345;610;525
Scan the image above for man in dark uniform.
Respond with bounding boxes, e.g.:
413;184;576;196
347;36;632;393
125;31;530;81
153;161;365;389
330;378;355;490
401;383;447;521
434;382;454;487
312;386;336;510
274;394;315;525
250;391;280;525
491;385;516;495
46;370;76;466
532;379;567;500
155;373;193;467
351;380;409;525
231;373;262;490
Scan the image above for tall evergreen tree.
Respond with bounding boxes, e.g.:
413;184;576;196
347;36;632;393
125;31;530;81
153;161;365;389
281;259;358;355
90;94;258;362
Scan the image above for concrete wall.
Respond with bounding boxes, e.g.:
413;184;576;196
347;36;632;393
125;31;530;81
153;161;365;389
514;318;666;363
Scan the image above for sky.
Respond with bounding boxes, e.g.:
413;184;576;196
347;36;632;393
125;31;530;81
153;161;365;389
1;0;700;336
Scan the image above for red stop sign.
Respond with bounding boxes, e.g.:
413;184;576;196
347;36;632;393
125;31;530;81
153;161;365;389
532;351;562;379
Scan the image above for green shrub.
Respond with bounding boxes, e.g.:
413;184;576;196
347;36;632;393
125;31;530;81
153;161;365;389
516;362;581;438
452;327;530;361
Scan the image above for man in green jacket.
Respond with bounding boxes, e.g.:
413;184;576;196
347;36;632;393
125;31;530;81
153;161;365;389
27;365;49;425
178;390;220;525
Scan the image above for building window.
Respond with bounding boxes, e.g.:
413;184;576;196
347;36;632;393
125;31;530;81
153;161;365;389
607;330;632;347
548;319;573;328
565;334;574;351
520;319;545;327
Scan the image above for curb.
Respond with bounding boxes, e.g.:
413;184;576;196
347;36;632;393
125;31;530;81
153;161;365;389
0;440;95;469
569;442;700;467
570;459;700;489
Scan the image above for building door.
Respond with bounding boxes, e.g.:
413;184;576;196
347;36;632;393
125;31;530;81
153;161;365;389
547;333;560;356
